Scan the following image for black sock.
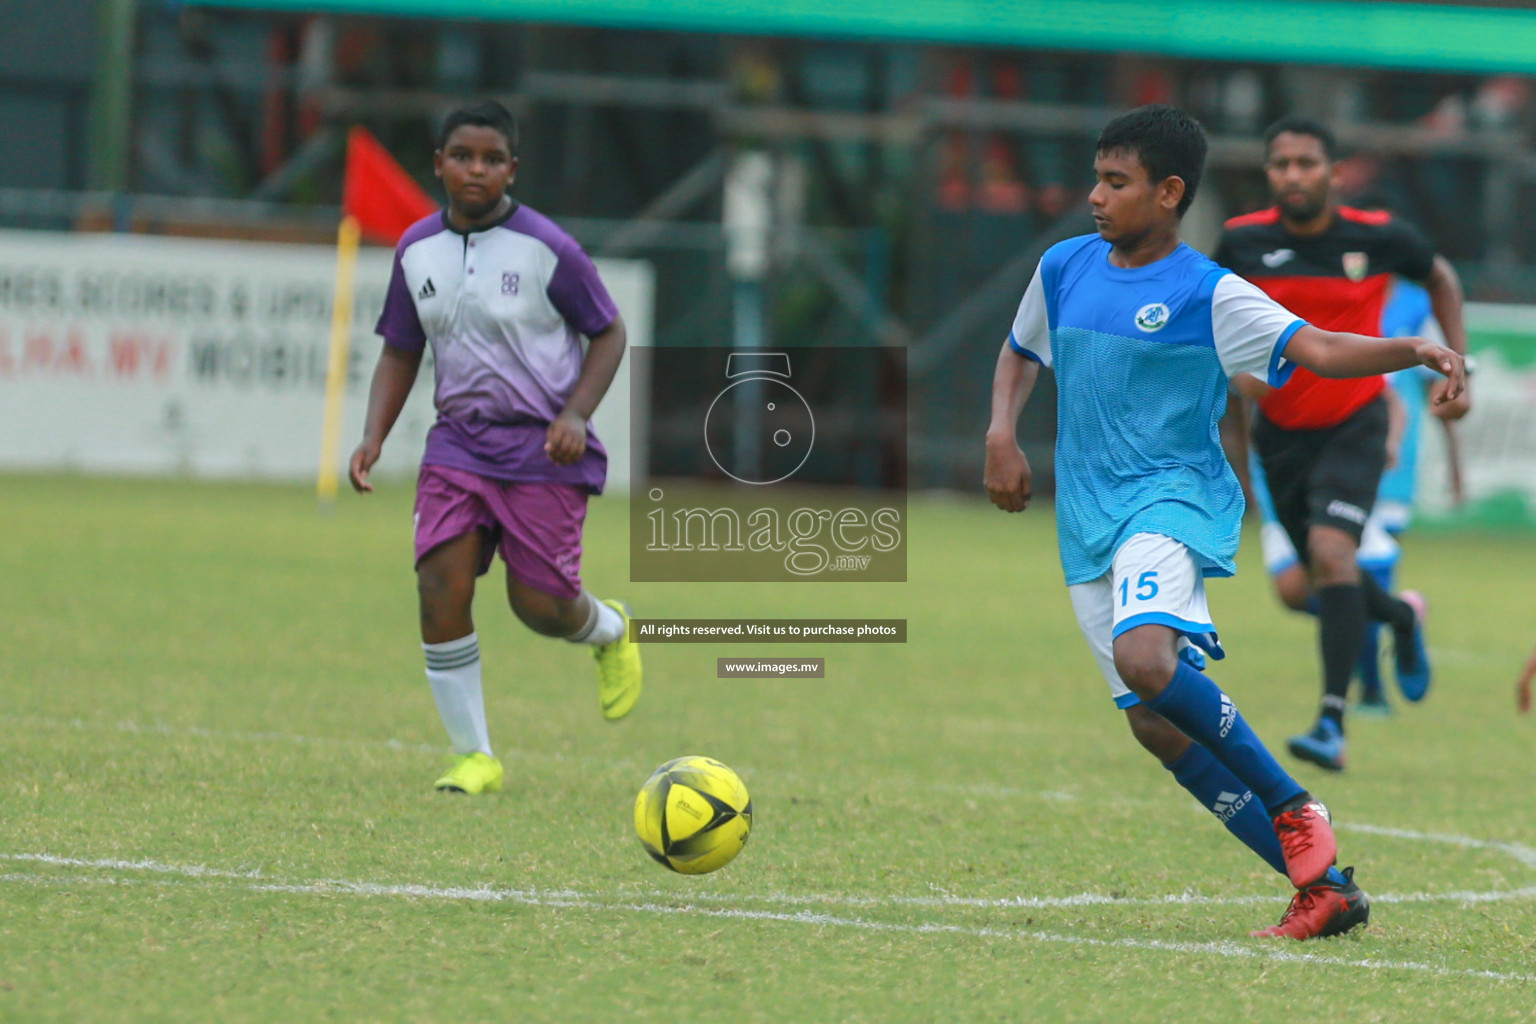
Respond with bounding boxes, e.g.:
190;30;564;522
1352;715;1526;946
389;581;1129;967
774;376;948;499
1317;584;1367;730
1361;571;1414;633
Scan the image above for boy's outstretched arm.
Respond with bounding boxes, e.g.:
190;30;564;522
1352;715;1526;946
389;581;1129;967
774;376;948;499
1281;327;1466;405
984;343;1041;513
350;342;424;493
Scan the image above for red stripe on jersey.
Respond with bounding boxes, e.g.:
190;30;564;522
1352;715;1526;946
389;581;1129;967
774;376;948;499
1337;205;1392;226
1248;272;1391;335
1249;272;1391;430
1225;207;1281;228
1261;368;1385;430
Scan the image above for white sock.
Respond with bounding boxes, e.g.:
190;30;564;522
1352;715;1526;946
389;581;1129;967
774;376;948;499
423;632;492;756
567;591;626;646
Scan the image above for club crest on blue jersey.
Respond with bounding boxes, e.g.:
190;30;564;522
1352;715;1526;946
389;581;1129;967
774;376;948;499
1134;303;1172;333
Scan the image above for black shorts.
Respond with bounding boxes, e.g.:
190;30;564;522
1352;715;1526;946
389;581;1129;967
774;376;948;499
1252;396;1388;560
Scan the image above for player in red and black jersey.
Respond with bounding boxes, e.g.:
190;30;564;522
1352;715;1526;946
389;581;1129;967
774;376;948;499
1215;116;1471;772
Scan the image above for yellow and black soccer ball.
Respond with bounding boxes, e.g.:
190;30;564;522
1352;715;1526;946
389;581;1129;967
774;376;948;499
634;756;753;874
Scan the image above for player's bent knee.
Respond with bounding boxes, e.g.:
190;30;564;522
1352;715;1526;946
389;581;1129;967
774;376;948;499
1275;567;1312;611
1307;528;1360;586
416;568;474;614
507;589;582;637
509;600;564;636
1124;705;1189;764
1112;632;1178;701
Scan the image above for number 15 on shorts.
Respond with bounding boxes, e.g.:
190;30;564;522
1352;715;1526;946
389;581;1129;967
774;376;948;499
1119;571;1159;606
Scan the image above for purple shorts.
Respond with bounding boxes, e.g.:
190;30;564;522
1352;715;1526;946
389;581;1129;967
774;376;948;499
414;464;588;600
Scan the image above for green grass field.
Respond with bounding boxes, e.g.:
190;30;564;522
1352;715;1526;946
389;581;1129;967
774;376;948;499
3;473;1533;1023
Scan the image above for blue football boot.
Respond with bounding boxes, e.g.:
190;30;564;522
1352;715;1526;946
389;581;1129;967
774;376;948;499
1393;591;1432;703
1287;718;1346;772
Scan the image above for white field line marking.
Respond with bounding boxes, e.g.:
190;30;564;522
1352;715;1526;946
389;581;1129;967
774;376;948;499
9;715;1536;875
1340;823;1536;871
8;716;1536;873
2;856;1533;984
719;823;1536;907
7;720;1536;902
3;852;267;879
12;714;1536;864
637;885;1536;910
6;850;1536;913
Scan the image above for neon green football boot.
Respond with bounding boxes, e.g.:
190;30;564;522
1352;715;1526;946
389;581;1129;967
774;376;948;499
594;599;642;721
433;752;504;794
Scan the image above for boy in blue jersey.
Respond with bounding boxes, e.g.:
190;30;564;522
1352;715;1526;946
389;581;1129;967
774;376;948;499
1376;279;1451;532
984;105;1465;939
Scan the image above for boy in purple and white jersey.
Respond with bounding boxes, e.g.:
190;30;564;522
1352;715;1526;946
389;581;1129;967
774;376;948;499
350;101;641;796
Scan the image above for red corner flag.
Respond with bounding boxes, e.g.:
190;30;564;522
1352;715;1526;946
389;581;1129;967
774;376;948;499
342;126;437;245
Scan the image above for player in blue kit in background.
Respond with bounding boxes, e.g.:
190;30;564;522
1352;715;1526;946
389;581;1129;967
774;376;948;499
984;105;1465;939
1375;279;1458;532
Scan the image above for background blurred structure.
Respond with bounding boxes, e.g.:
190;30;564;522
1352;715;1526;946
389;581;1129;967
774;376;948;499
3;0;1536;507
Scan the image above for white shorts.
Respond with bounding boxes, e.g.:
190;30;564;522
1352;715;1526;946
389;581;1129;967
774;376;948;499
1260;520;1302;576
1067;533;1224;710
1373;498;1411;536
1260;515;1401;576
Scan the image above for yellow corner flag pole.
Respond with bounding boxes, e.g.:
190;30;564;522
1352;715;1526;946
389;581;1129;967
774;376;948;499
318;214;362;505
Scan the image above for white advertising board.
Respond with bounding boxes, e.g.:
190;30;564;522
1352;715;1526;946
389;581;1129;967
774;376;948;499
0;229;650;492
1414;302;1536;518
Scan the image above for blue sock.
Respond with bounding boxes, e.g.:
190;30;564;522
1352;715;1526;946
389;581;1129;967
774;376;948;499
1166;742;1288;876
1147;662;1305;816
1358;564;1395;699
1357;624;1383;698
1165;743;1349;887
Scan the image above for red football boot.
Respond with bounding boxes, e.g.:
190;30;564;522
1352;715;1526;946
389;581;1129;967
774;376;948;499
1273;800;1338;887
1252;867;1371;940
